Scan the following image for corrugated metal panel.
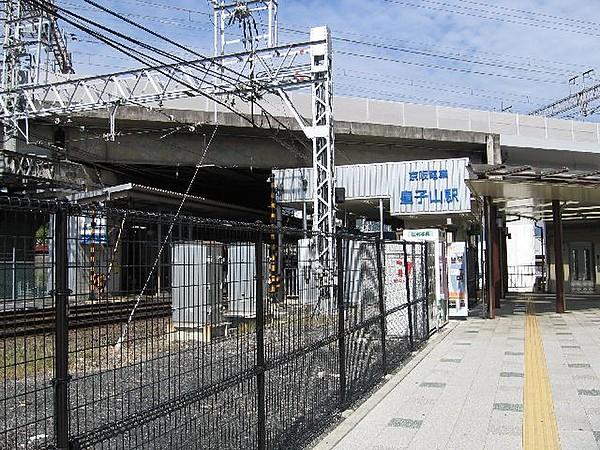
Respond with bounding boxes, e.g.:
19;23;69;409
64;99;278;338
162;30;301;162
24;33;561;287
274;158;470;216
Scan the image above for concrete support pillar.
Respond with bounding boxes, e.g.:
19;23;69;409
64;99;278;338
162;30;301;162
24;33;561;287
486;134;502;165
486;135;495;165
552;200;565;313
484;197;496;319
500;216;508;299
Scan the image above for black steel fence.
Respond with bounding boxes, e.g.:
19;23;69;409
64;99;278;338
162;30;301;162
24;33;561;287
0;198;432;450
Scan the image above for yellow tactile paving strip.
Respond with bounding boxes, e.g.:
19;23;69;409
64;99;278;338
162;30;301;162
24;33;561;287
523;300;561;450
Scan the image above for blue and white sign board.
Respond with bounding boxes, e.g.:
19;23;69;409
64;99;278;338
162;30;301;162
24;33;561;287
79;217;108;244
273;157;470;216
391;158;470;215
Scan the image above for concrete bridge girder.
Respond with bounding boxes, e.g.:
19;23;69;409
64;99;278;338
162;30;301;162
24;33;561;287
23;107;491;169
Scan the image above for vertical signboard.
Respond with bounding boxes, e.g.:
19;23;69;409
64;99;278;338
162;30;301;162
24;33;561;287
447;242;468;318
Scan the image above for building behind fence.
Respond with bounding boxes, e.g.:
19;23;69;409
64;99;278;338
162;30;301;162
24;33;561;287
0;198;439;450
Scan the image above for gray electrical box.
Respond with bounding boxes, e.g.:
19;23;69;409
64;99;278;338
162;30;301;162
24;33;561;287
225;243;268;318
171;242;223;329
297;238;317;306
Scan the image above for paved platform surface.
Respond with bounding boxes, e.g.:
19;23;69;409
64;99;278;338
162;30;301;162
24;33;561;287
314;295;600;450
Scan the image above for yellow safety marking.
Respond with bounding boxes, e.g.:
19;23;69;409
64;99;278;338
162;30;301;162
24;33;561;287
523;300;561;450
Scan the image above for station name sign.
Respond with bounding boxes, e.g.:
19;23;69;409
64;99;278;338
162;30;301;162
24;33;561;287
393;158;470;216
273;157;471;216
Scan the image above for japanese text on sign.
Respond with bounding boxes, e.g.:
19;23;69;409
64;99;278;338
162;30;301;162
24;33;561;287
408;170;448;182
400;188;459;205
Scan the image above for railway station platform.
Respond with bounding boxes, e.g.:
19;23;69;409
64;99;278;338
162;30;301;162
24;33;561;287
314;294;600;450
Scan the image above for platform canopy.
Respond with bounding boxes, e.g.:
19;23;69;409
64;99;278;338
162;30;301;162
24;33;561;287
467;164;600;221
68;183;266;221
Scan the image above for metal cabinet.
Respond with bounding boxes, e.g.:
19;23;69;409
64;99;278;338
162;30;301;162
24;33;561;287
171;242;223;328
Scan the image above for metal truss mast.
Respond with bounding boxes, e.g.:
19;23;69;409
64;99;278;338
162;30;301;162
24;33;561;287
0;2;337;284
2;0;72;90
309;27;335;270
530;71;600;118
530;83;600;118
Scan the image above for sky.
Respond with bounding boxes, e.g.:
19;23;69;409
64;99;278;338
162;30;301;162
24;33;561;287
56;0;600;119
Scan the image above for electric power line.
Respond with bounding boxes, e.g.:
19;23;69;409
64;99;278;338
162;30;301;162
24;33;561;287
380;0;600;38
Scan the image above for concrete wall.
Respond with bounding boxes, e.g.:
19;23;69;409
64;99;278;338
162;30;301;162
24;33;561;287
546;221;600;293
165;94;600;153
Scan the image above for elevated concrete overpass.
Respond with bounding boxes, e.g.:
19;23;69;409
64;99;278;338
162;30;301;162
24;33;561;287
5;94;600;202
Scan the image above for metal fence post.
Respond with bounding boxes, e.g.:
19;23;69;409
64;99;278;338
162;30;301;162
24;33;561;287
402;242;414;351
423;244;430;336
11;246;16;300
54;207;70;450
336;234;347;408
375;238;386;374
255;230;266;450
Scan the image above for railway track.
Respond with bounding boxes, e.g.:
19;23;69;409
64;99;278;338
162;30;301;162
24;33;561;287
0;300;172;338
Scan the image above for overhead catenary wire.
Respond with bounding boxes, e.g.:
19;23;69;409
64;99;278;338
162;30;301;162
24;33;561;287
379;0;600;38
456;0;600;29
278;24;588;73
69;0;290;98
53;1;589;116
53;0;595;118
332;36;575;78
113;6;310;159
337;50;568;86
26;0;268;128
37;1;597;123
61;1;590;78
3;1;315;182
25;0;314;163
338;70;553;109
114;122;219;351
340;68;552;103
39;0;315;160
